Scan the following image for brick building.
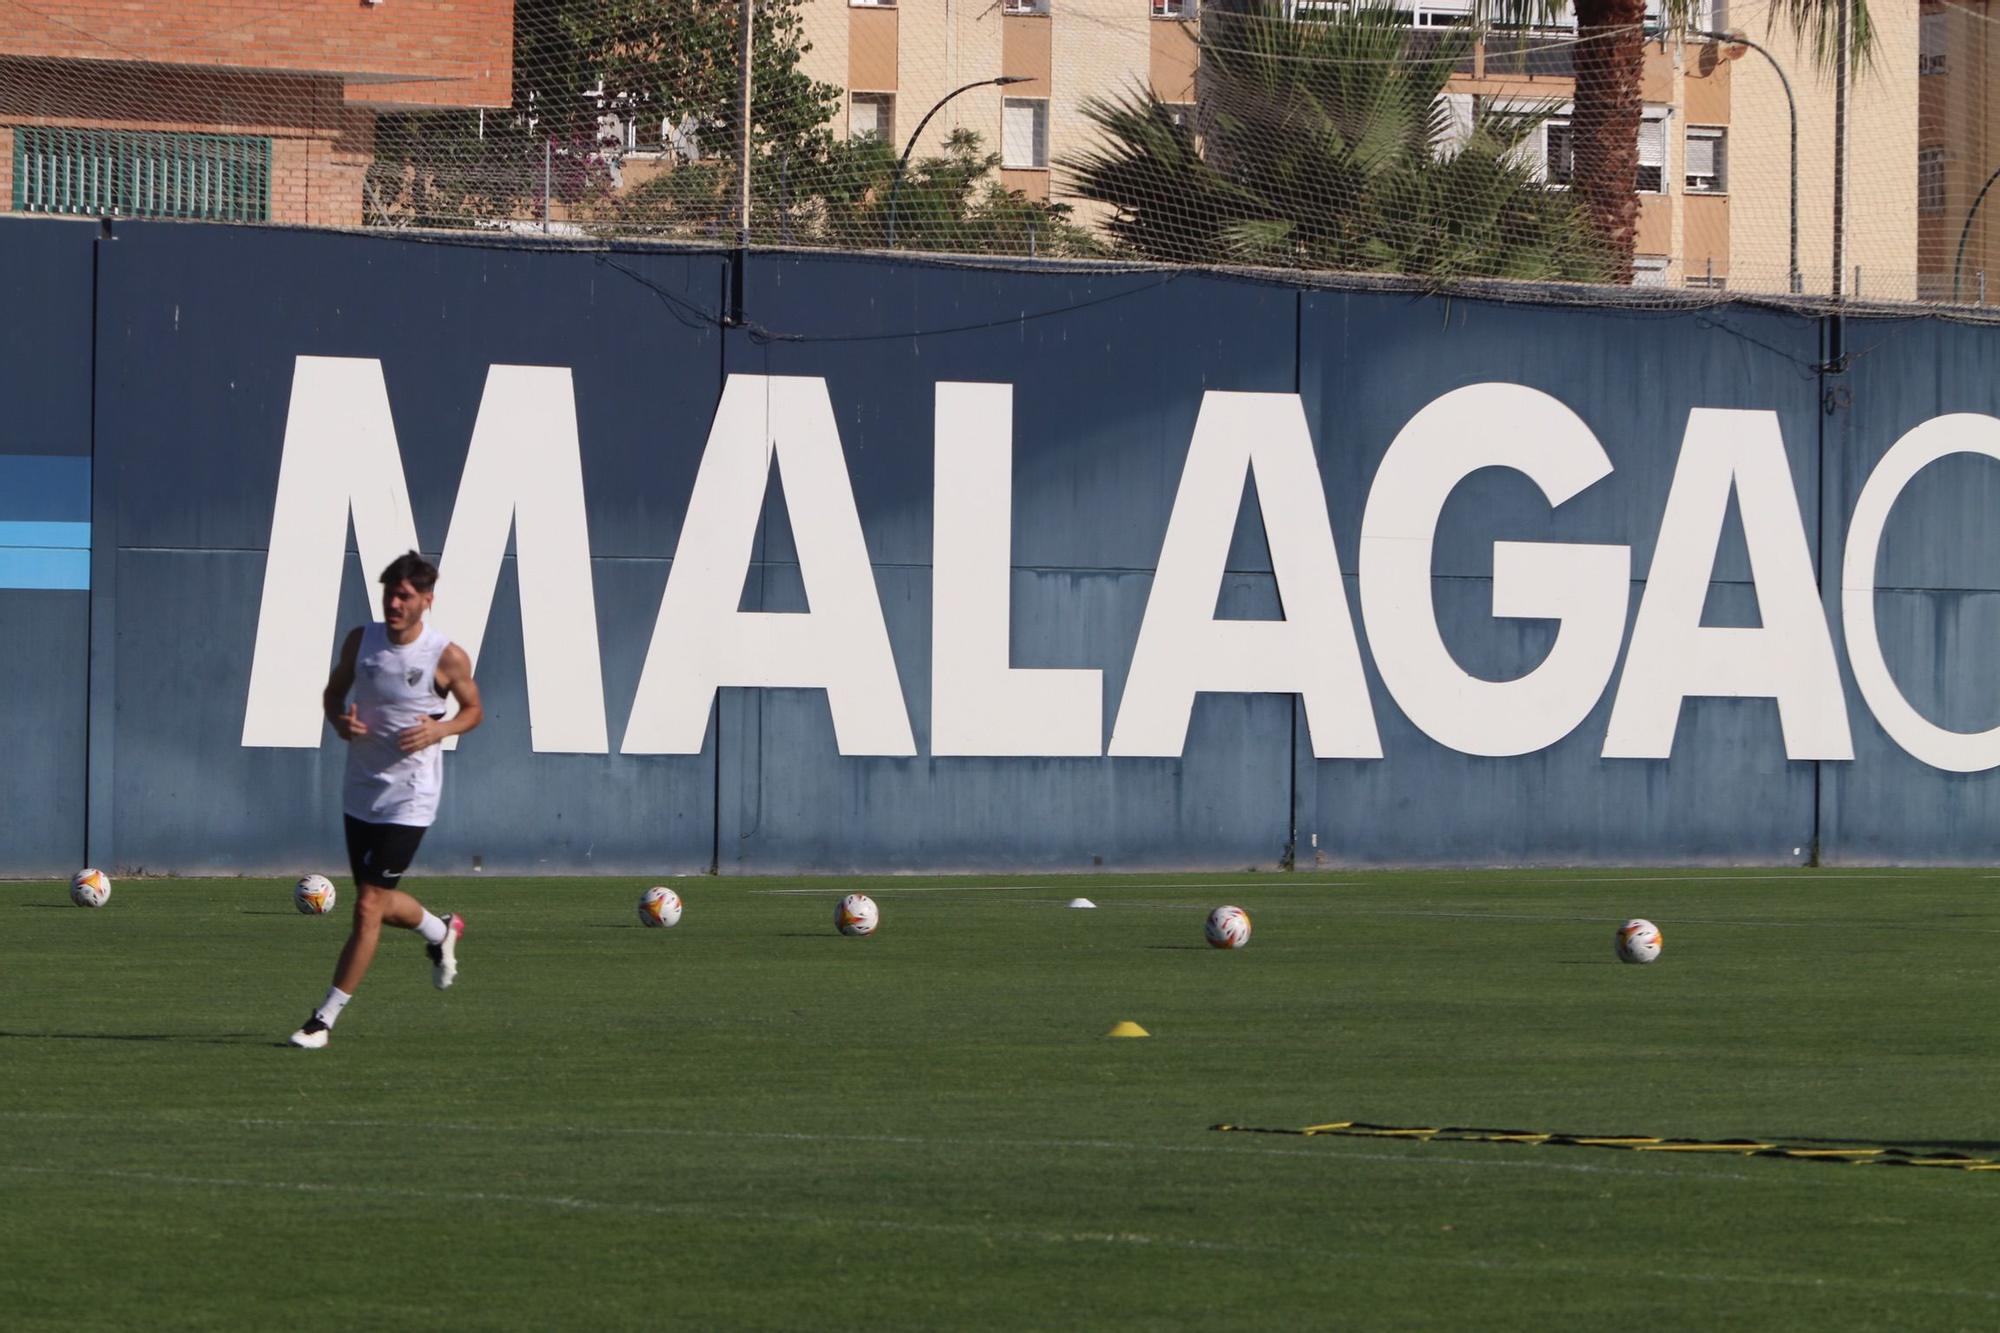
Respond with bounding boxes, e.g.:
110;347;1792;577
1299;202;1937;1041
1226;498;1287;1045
0;1;513;228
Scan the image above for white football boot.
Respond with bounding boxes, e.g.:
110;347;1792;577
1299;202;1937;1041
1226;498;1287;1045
288;1018;331;1050
427;913;466;990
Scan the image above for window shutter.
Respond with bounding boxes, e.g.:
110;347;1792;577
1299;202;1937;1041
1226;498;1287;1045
1637;117;1665;169
1685;131;1714;180
1004;99;1047;167
1003;101;1031;166
851;96;880;140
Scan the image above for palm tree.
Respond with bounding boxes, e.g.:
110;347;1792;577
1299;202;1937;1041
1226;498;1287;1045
1484;0;1874;279
1063;1;1608;283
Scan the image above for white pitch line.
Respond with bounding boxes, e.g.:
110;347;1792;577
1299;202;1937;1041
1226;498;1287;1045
2;1162;1994;1304
747;881;1363;896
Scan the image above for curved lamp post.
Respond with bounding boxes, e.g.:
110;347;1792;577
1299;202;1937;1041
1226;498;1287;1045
885;76;1031;247
1951;163;2000;304
1687;28;1800;295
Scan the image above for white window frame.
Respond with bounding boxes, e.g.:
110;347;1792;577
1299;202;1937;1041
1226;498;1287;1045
850;0;897;6
1632;255;1671;287
850;92;894;144
1151;0;1196;16
1919;146;1946;212
1684;124;1725;195
1004;0;1051;13
1002;97;1050;169
1542;116;1573;188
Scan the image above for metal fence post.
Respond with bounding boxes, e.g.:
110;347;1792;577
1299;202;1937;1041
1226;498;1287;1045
738;0;753;248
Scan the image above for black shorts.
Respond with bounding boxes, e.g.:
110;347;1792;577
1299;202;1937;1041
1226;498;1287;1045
344;816;428;889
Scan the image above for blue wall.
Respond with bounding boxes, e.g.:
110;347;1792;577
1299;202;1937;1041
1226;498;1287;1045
0;222;94;874
9;215;2000;875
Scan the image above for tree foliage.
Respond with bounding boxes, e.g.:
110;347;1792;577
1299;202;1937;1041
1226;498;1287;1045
366;1;1082;255
1476;0;1875;277
1063;2;1608;283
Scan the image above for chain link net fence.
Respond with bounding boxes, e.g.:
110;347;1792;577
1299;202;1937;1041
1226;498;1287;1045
0;0;1991;315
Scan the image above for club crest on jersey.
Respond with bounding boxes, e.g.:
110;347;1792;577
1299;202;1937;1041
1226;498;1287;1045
406;668;425;687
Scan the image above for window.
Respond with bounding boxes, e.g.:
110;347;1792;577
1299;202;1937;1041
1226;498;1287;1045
12;127;270;222
1004;0;1050;12
850;0;896;6
1920;147;1946;211
1636;109;1667;193
1434;93;1475;160
1685;273;1727;290
850;93;894;144
1921;12;1947;75
1151;0;1196;15
1410;0;1473;24
1632;255;1670;287
1003;98;1050;168
1543;120;1573;186
1685;125;1726;194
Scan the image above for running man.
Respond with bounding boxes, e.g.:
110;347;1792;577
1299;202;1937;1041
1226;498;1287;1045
289;551;484;1049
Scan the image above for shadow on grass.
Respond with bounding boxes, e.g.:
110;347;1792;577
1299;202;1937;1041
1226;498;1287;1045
0;1030;265;1046
12;903;71;909
1784;1136;2000;1154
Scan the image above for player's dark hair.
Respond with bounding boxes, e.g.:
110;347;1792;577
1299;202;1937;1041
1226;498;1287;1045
380;550;438;594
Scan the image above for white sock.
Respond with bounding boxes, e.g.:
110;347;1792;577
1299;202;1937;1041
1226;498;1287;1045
314;987;352;1028
415;911;447;946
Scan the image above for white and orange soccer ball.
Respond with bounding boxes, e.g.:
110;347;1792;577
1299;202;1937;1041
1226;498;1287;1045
69;868;111;909
1205;905;1251;950
294;874;337;916
638;886;684;928
835;893;879;937
1615;918;1663;964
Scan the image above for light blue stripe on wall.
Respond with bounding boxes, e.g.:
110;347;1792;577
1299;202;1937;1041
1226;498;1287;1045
0;520;90;549
0;547;89;590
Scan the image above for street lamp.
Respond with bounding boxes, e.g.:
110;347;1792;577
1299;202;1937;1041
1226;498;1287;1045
885;76;1032;247
1688;29;1801;295
1950;163;2000;305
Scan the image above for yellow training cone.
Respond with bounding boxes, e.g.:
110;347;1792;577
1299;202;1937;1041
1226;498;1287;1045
1107;1020;1150;1038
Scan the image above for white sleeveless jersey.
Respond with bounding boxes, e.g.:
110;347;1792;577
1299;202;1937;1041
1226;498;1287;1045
342;622;452;827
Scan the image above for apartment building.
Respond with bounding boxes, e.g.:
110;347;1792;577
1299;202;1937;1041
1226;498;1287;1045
1918;1;1997;304
0;0;512;228
797;0;1199;207
799;0;1919;294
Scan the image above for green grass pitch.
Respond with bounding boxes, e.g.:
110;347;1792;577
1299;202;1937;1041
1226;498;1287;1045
4;869;1999;1329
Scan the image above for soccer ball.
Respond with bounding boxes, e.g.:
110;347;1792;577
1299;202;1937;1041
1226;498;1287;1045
294;874;337;916
638;886;683;928
1205;905;1251;950
835;893;879;937
1615;918;1663;964
69;868;111;909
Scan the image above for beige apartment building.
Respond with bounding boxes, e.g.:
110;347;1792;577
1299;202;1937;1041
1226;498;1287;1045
797;0;1921;296
1918;1;1998;305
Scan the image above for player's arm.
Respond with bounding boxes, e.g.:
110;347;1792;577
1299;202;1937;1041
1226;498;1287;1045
399;644;483;753
324;627;368;741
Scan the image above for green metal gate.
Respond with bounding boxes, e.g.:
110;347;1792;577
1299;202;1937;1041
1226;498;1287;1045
12;128;270;222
